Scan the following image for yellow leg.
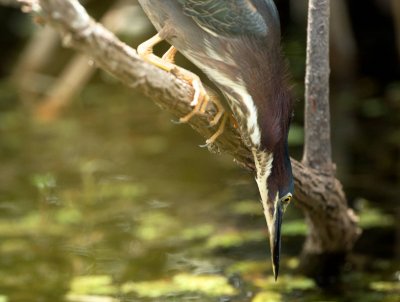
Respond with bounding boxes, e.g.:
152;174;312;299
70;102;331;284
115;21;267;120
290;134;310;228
137;34;175;72
161;46;178;64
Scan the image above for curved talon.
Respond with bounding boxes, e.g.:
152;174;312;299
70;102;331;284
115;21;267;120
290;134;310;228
171;118;182;124
199;113;228;147
209;110;224;126
199;141;211;148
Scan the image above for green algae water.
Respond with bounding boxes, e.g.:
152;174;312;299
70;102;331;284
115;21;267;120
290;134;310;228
0;81;398;302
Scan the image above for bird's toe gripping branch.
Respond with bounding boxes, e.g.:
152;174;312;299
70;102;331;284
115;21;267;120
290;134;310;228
137;35;227;146
173;67;228;146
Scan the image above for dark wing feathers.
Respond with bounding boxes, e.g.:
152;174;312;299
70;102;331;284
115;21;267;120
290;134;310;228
178;0;268;37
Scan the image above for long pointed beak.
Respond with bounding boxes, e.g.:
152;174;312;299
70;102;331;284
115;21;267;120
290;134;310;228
269;200;284;281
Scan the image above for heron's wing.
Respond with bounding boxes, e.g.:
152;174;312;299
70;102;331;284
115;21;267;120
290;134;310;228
178;0;273;37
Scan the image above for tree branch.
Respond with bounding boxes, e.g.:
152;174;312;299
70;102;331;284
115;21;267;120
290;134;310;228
16;0;360;280
297;0;361;283
303;0;332;171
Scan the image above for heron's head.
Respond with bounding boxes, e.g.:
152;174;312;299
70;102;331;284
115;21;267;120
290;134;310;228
253;141;294;280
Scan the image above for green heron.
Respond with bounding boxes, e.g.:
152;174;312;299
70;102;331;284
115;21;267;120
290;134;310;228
137;0;294;280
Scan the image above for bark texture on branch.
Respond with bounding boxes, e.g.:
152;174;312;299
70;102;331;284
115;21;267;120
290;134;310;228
303;0;332;171
299;0;360;284
16;0;360;282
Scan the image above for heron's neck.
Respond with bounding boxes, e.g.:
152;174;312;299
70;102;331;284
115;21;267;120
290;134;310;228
252;147;274;215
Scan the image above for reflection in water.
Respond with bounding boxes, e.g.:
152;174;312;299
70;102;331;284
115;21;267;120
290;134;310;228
0;84;398;301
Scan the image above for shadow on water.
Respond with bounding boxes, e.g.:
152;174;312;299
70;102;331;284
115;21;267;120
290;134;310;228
0;79;398;302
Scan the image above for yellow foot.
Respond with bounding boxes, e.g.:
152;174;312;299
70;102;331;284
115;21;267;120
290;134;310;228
137;32;226;145
175;70;224;123
173;68;210;122
137;34;202;109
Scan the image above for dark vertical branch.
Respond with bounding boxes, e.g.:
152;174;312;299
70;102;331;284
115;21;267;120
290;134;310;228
297;0;361;285
303;0;332;171
392;0;400;61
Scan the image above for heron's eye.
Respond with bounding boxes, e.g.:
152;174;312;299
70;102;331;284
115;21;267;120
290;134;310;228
282;195;292;203
280;194;292;212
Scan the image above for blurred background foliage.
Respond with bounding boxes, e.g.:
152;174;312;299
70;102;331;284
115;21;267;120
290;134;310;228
0;0;399;301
